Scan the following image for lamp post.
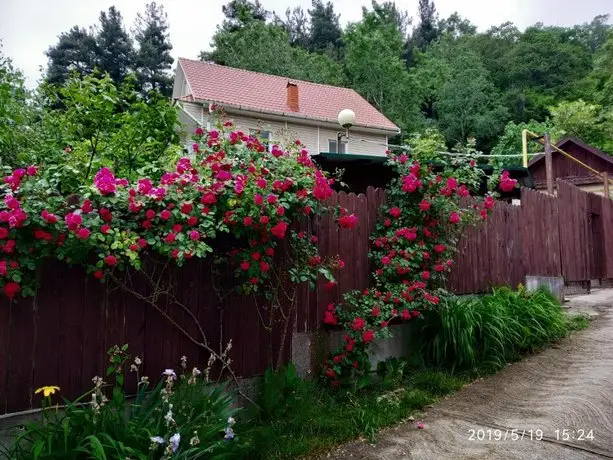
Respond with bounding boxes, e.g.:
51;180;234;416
337;109;356;153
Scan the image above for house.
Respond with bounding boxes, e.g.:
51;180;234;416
528;137;613;196
172;58;400;156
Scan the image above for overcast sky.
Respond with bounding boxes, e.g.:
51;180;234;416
1;0;612;87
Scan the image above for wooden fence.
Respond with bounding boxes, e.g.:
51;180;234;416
1;181;611;415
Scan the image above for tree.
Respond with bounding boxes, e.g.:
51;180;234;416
438;12;476;39
45;26;98;85
570;15;611;54
281;6;310;49
96;7;134;85
436;59;509;147
549;99;612;151
413;39;508;147
412;0;439;50
308;1;343;56
202;21;344;85
221;0;269;31
591;29;613;106
344;6;422;133
134;2;174;96
405;127;447;160
0;46;34;167
505;25;592;121
490;120;561;167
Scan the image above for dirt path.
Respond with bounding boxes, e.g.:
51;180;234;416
321;290;613;460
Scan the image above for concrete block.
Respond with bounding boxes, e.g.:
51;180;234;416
525;275;565;303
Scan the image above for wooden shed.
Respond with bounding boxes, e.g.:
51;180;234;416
529;137;613;196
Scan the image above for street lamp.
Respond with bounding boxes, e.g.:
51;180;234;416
337;109;356;153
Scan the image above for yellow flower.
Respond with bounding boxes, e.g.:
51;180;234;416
35;386;60;397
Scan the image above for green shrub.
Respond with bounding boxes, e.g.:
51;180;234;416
2;345;247;459
417;286;570;371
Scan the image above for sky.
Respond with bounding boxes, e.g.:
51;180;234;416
1;0;612;87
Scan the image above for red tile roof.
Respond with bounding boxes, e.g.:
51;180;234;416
177;58;399;133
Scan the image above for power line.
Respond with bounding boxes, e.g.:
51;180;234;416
354;137;541;158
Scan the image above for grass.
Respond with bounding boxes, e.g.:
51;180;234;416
240;368;467;459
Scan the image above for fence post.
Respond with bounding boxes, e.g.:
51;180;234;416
604;171;610;199
544;133;554;195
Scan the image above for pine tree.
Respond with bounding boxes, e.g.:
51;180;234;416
414;0;439;50
45;26;98;85
97;7;134;85
134;2;174;96
308;1;342;56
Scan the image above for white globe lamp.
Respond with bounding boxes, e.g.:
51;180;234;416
338;109;356;129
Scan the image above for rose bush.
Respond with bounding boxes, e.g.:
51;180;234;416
322;152;514;386
0;118;351;299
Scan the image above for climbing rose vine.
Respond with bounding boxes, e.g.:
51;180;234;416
0;121;350;299
322;152;510;386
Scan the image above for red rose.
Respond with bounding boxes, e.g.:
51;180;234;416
181;202;193;214
145;209;156;220
338;214;358;229
101;224;111;234
371;306;380;317
173;224;183;233
3;281;20;298
243;217;253;226
265;247;274;256
323;310;338;325
81;200;93;213
240;261;250;271
76;228;90;240
260;216;270;225
324;280;337;291
388;207;401;217
104;255;118;266
421;271;430;280
267;194;278;204
352;317;366;331
271;221;288;239
93;270;104;279
276;206;285;216
189;230;200;241
164;233;176;243
187;216;198;226
401;309;411;321
449;212;460;224
138;238;148;248
362;330;375;343
260;261;270;272
160;210;172;220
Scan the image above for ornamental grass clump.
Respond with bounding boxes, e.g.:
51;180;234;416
3;345;249;460
417;286;569;371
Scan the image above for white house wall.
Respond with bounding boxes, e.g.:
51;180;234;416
225;113;388;156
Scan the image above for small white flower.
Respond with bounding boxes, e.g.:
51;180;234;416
134;357;142;365
169;433;181;452
162;369;177;379
227;417;236;426
224;426;235;440
150;436;165;444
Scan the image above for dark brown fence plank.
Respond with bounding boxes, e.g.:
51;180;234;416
6;299;35;413
0;297;10;413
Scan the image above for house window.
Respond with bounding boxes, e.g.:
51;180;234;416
328;139;347;153
250;129;272;151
